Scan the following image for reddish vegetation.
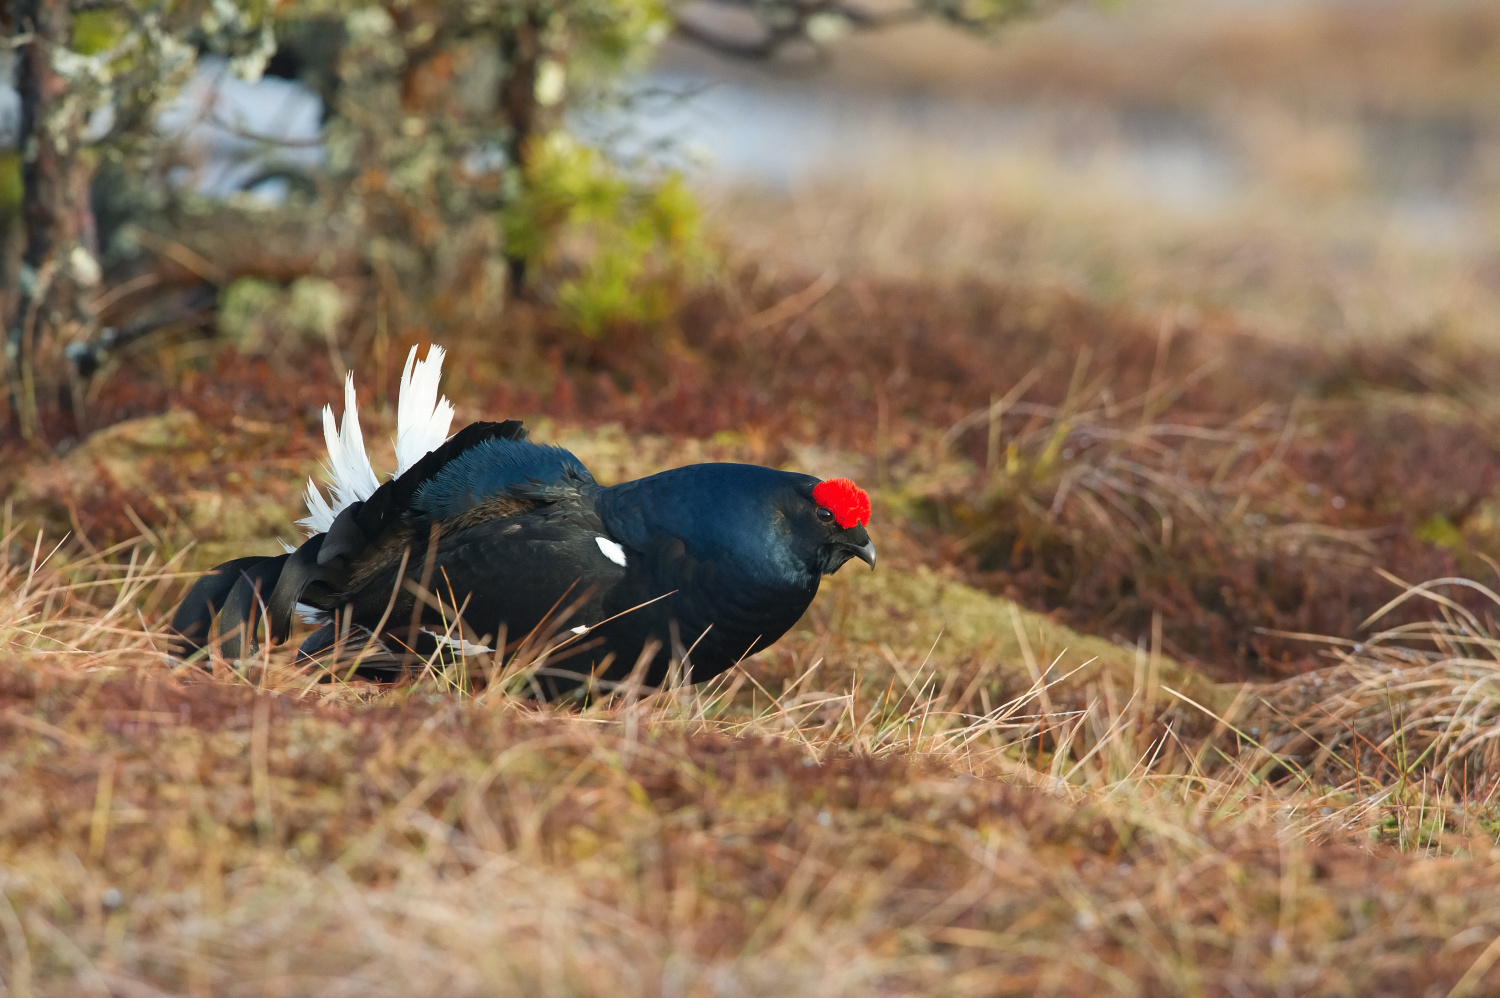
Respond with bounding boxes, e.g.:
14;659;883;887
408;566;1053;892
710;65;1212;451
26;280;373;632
2;660;1497;996
2;269;1500;993
7;271;1499;680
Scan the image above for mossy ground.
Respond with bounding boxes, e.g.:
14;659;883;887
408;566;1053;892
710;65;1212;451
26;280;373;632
5;3;1500;989
3;266;1500;994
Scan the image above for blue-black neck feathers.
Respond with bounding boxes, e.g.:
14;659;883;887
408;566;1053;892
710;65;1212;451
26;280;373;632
411;436;594;521
598;463;824;591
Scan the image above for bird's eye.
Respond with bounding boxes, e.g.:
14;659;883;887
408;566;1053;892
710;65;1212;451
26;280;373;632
816;507;835;523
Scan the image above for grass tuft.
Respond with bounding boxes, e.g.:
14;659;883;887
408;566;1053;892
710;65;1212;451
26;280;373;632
0;530;1499;993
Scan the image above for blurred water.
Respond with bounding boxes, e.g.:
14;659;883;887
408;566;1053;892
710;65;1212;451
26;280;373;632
1;49;1488;247
604;67;1241;213
606;61;1491;250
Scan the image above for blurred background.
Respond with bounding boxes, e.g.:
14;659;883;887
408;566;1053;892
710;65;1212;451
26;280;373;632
5;0;1499;361
673;0;1500;346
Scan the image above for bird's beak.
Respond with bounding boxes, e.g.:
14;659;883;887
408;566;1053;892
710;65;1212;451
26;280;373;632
824;527;876;575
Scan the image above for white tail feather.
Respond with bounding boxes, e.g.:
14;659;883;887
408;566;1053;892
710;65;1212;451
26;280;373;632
325;374;381;506
297;345;453;536
298;373;381;534
395;344;454;475
296;478;337;534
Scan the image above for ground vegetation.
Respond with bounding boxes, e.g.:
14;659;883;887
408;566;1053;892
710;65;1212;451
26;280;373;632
2;0;1500;994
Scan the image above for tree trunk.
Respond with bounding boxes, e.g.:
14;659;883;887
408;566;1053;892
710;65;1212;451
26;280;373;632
499;11;542;297
10;0;99;440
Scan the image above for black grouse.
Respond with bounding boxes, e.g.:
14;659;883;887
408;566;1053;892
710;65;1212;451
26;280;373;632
171;345;875;697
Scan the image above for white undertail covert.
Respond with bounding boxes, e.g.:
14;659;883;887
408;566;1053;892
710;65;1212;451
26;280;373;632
297;345;454;535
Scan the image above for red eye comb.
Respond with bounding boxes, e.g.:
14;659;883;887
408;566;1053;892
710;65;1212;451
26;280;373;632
812;478;871;529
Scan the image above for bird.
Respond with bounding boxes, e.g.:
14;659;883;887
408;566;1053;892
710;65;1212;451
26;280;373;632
170;344;875;698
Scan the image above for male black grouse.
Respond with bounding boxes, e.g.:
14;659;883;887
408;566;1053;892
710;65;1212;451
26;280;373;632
171;345;875;697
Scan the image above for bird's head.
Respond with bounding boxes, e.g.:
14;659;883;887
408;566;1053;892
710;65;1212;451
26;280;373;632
602;464;875;589
808;477;876;574
721;470;875;582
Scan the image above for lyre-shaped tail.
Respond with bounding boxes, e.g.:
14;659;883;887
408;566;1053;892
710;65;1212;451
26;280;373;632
298;345;453;535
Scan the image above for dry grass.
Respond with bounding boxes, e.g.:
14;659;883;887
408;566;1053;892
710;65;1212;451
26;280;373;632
1243;577;1500;808
706;147;1500;350
0;518;1499;995
14;269;1500;678
9;11;1500;976
4;3;1500;990
0;318;1495;994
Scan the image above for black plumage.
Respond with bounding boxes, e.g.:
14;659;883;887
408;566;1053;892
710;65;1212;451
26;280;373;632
171;420;875;698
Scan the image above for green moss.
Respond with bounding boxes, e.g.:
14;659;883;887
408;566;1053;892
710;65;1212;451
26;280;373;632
501;134;704;338
811;564;1214;700
1417;513;1465;551
219;277;346;352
